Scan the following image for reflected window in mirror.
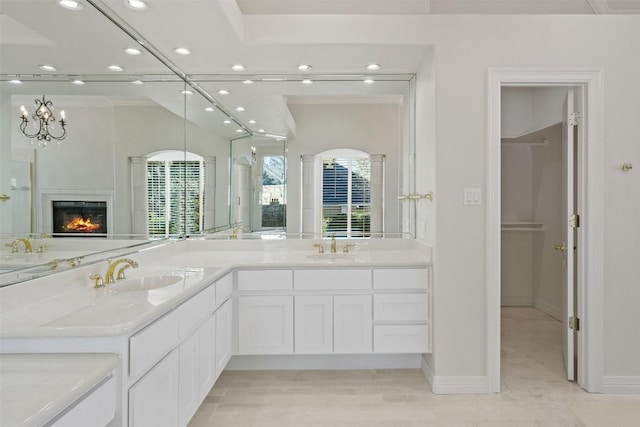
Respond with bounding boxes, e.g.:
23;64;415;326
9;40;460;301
258;155;286;229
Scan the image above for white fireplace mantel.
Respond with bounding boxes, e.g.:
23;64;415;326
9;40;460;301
38;190;114;234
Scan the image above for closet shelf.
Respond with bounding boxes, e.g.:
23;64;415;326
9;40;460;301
501;222;545;232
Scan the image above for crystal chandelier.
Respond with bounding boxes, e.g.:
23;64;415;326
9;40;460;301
19;95;67;147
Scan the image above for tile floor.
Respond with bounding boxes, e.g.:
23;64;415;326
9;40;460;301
189;307;640;426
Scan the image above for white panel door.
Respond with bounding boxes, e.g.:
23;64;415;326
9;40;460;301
178;332;200;427
238;296;294;354
129;351;179;427
295;295;333;354
215;299;233;376
198;314;217;397
334;295;372;353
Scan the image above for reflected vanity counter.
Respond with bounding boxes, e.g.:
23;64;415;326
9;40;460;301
0;237;432;427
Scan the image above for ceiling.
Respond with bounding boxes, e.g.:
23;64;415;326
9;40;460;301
1;0;638;140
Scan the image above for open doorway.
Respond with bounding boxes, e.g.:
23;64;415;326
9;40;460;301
487;69;605;394
500;86;577;389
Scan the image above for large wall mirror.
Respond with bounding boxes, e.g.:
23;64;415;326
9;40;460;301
1;0;418;285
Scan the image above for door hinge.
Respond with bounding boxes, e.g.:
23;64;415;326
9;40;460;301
569;112;582;126
570;214;580;228
569;316;580;331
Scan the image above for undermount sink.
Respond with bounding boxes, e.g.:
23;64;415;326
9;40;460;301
110;275;183;292
307;253;357;261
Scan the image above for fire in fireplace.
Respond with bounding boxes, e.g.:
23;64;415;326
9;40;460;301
52;201;107;235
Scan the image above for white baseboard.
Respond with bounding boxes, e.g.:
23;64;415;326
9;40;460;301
602;376;640;394
226;354;422;371
421;356;490;394
534;298;562;320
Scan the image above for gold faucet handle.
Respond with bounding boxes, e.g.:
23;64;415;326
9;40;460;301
313;243;325;253
116;265;131;280
342;243;355;253
90;274;105;288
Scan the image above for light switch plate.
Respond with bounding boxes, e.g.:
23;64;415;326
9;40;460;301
464;188;482;205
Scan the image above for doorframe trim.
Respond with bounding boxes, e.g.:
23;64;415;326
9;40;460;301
486;68;604;393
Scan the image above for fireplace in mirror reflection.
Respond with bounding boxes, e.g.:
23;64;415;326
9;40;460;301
52;201;108;235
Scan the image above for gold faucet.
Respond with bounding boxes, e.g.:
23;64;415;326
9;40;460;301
105;258;138;284
330;234;337;253
230;226;245;239
5;238;32;253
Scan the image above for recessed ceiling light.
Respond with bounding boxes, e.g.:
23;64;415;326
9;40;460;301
301;79;313;85
236;129;244;133
235;106;245;112
217;89;229;95
108;65;124;72
124;0;148;10
364;78;375;84
125;47;142;55
131;80;144;85
366;63;381;71
205;107;215;112
180;90;193;95
59;1;83;10
242;80;254;85
297;64;312;71
8;79;22;85
248;119;257;124
231;64;245;72
39;65;57;72
71;79;85;85
223;120;232;124
174;47;191;56
258;129;266;133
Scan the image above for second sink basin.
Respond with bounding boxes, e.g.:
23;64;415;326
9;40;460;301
110;275;183;292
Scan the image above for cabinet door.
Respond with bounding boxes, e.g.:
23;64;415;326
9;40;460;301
238;296;293;354
295;295;333;354
334;295;372;353
178;332;200;427
129;351;179;427
215;299;233;376
199;314;217;396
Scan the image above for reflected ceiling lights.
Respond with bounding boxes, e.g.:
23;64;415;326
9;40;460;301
39;65;57;72
19;96;67;147
366;63;381;71
217;89;229;95
242;80;254;85
59;1;83;10
248;120;257;124
174;47;191;56
236;129;244;133
301;79;313;85
235;106;245;112
125;48;142;55
231;64;246;71
297;64;312;71
131;80;144;85
8;80;22;85
205;107;215;112
108;65;124;72
223;120;232;124
124;0;148;10
180;90;193;95
71;79;85;85
364;78;375;84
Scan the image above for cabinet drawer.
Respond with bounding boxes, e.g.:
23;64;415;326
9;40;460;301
237;270;293;290
215;273;233;304
373;269;429;290
373;293;428;322
178;285;215;337
294;269;371;290
373;325;430;353
129;309;180;379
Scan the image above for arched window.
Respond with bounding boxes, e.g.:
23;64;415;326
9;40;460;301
320;149;378;238
146;151;204;236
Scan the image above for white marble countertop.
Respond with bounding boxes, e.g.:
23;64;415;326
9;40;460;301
0;239;431;338
0;353;119;427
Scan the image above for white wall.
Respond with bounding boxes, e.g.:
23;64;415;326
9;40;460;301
245;13;640;386
286;103;402;235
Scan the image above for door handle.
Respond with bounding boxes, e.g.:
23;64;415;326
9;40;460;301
554;244;566;252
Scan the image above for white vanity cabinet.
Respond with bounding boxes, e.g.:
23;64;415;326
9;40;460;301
128;272;233;427
372;268;431;353
334;294;373;353
294;295;333;354
238;295;294;354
